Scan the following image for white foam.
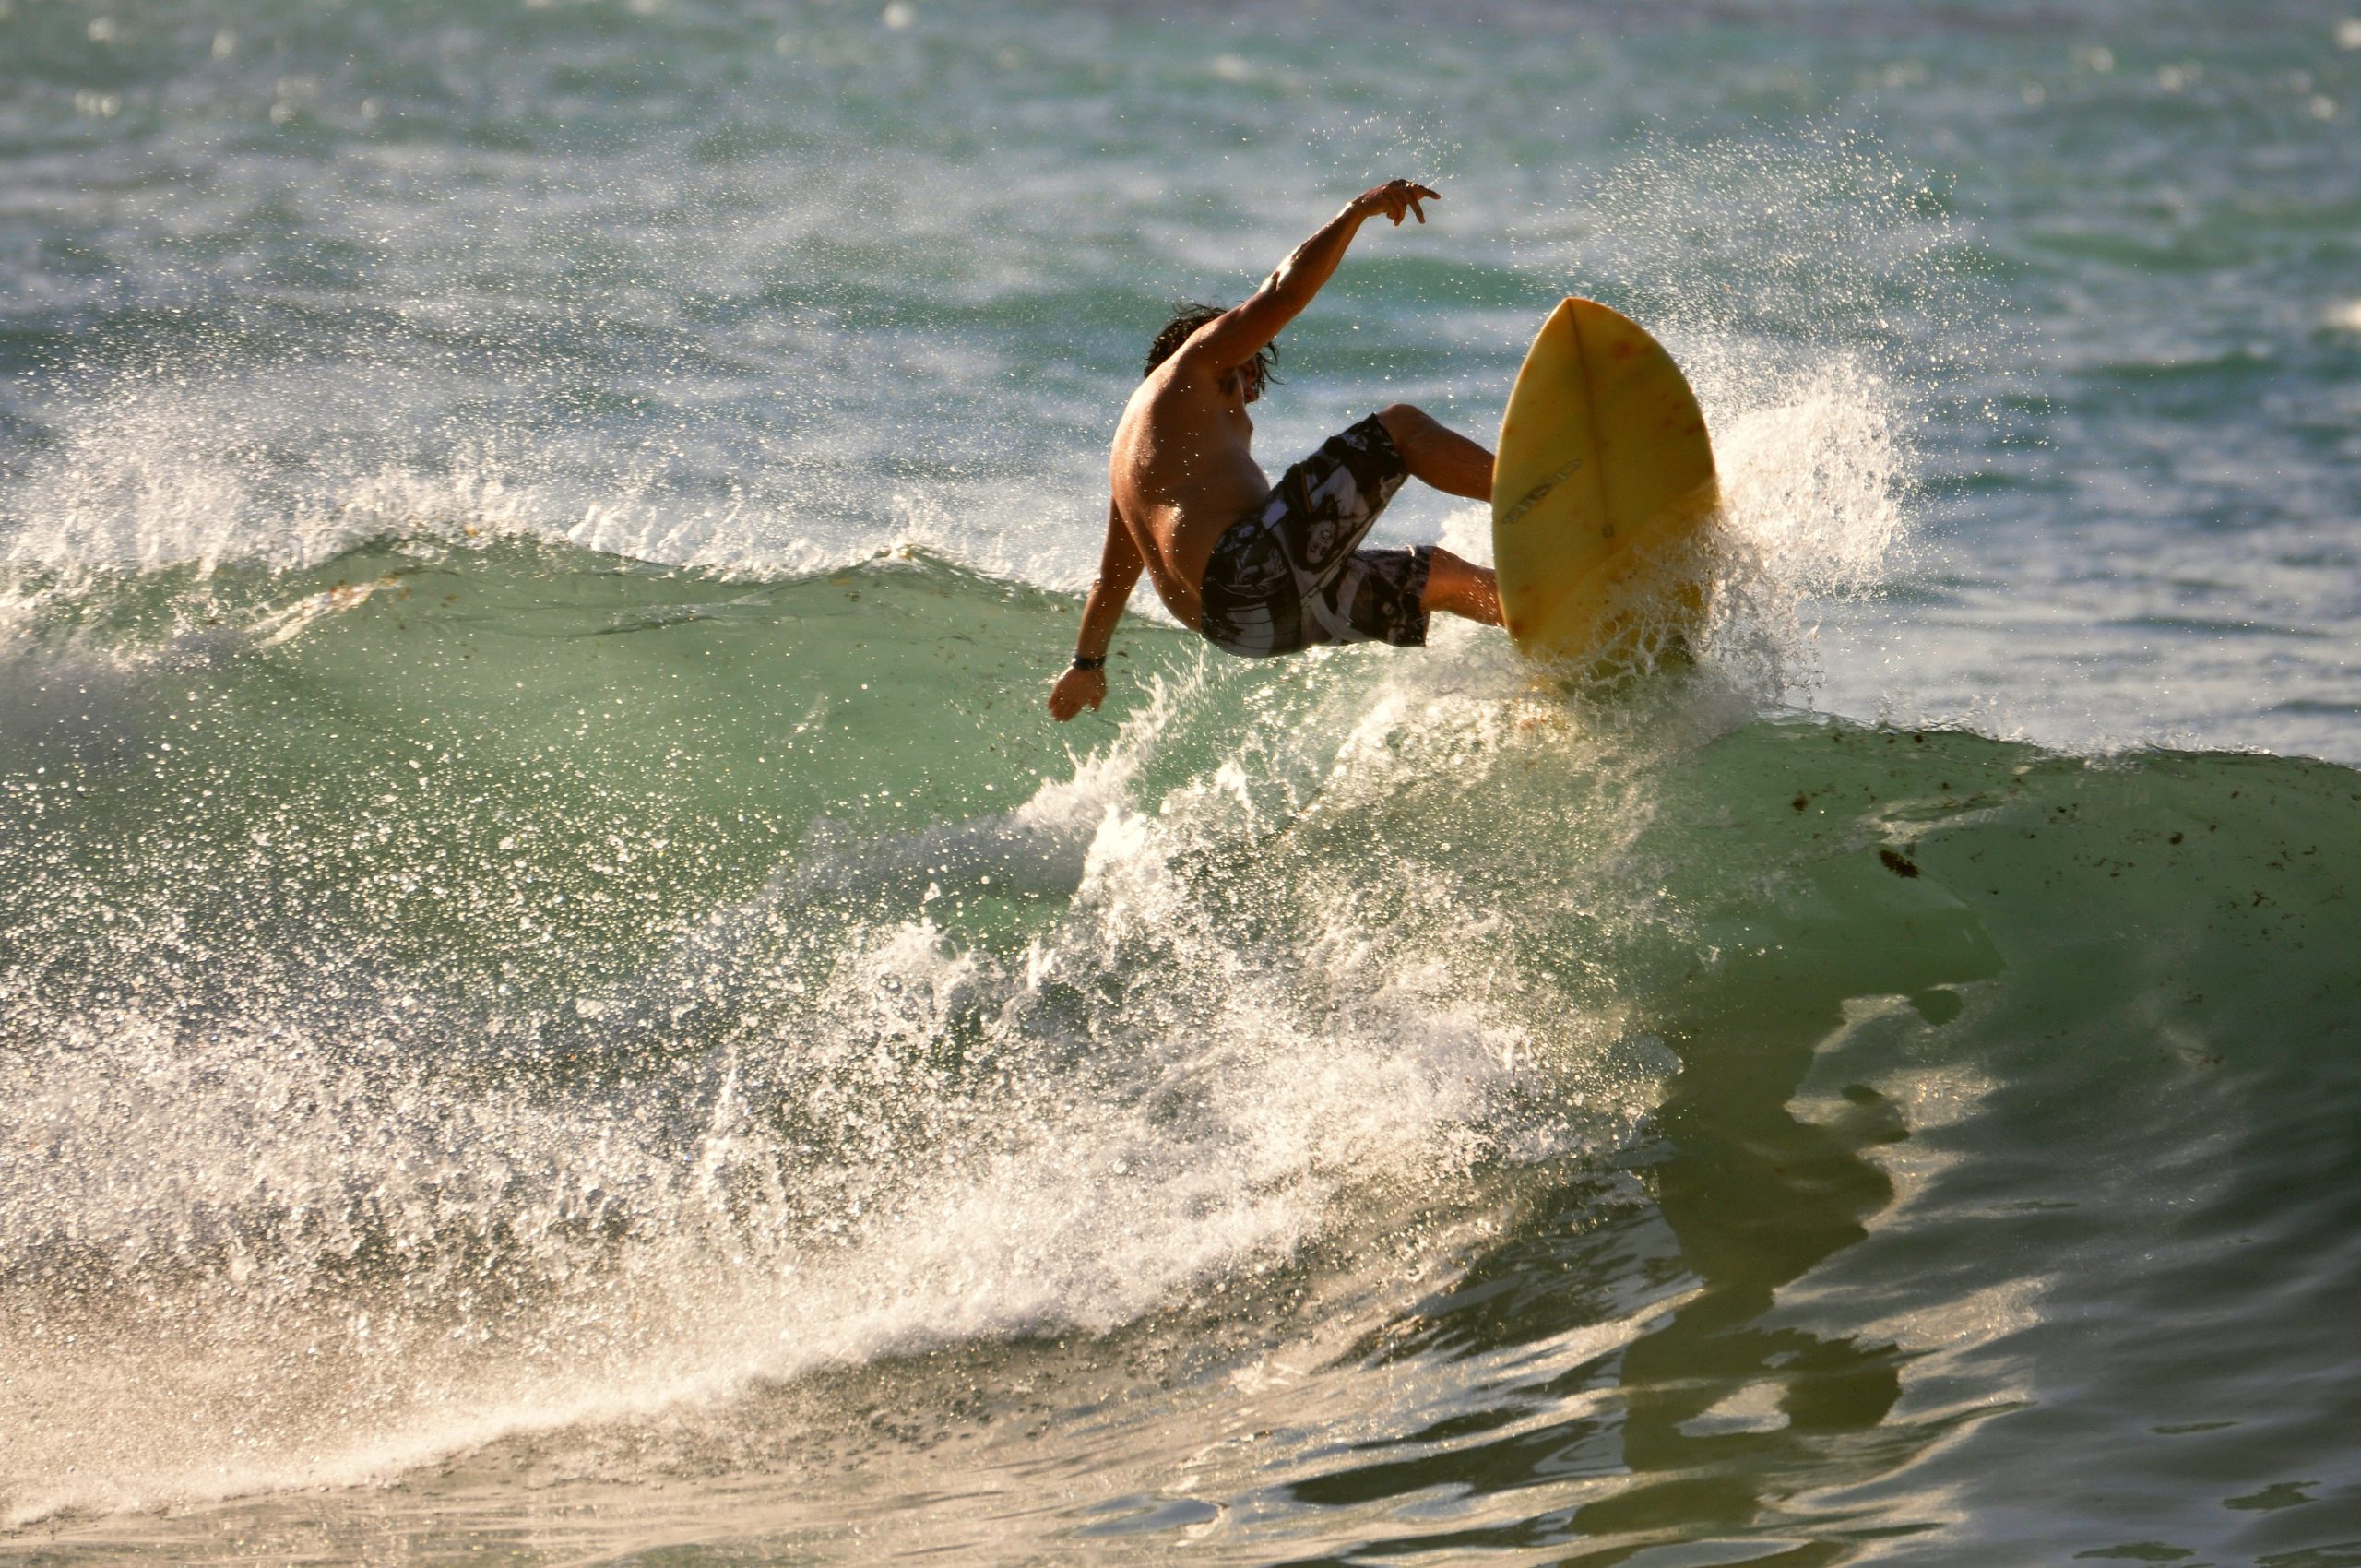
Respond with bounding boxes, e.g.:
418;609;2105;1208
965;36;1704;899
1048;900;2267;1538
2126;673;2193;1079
0;647;1668;1524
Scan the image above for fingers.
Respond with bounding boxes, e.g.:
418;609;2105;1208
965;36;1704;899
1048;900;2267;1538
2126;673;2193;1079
1368;179;1440;224
1047;670;1108;720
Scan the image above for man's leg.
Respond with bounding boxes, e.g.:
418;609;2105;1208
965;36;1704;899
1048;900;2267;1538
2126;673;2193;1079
1377;403;1493;502
1422;547;1501;626
1369;407;1501;626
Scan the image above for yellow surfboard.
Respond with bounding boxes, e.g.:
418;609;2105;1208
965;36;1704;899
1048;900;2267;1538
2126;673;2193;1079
1491;298;1718;667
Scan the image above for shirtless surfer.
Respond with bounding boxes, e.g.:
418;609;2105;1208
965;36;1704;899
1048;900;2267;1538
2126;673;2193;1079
1047;179;1503;721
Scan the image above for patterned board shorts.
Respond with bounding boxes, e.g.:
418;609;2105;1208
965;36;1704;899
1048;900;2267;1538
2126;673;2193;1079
1197;414;1431;659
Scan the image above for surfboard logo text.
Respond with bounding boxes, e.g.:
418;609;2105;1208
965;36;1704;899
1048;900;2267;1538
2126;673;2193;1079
1497;457;1584;529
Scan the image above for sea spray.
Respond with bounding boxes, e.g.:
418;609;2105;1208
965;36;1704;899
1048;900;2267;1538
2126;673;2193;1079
0;553;1663;1519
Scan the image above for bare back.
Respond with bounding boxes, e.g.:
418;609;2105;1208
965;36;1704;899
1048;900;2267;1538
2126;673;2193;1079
1108;354;1270;630
1045;181;1452;725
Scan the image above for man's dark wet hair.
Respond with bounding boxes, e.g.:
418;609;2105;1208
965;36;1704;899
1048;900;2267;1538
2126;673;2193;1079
1145;302;1278;397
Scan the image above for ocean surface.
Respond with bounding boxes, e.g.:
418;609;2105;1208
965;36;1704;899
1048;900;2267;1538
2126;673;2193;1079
4;0;2359;1562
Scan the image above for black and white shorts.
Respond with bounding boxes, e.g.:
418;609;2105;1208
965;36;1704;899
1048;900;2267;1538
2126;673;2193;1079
1197;414;1430;659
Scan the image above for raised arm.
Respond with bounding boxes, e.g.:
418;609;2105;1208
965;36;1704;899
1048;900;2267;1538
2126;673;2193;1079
1047;501;1146;721
1185;179;1440;373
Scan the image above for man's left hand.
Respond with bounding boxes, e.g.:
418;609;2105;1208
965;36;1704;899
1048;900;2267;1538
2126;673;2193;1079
1048;664;1107;721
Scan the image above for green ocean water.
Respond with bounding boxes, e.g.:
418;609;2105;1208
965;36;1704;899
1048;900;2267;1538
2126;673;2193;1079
6;0;2361;1562
6;545;2360;1562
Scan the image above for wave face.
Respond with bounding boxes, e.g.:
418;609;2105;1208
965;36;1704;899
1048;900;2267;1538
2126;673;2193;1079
4;543;2358;1562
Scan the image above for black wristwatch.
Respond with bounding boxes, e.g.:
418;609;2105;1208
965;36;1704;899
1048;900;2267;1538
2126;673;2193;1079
1070;653;1106;671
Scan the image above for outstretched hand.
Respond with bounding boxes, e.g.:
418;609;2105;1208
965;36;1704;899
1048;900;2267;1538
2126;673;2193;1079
1047;664;1107;721
1351;178;1440;226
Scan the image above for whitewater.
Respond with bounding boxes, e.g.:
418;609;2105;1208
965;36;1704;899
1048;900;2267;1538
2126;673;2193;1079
5;0;2359;1562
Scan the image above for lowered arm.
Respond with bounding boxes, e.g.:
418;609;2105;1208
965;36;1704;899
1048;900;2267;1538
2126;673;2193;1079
1047;501;1145;721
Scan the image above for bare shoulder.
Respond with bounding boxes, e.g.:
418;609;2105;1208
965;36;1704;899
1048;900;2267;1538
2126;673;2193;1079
1163;318;1238;380
1139;350;1226;419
